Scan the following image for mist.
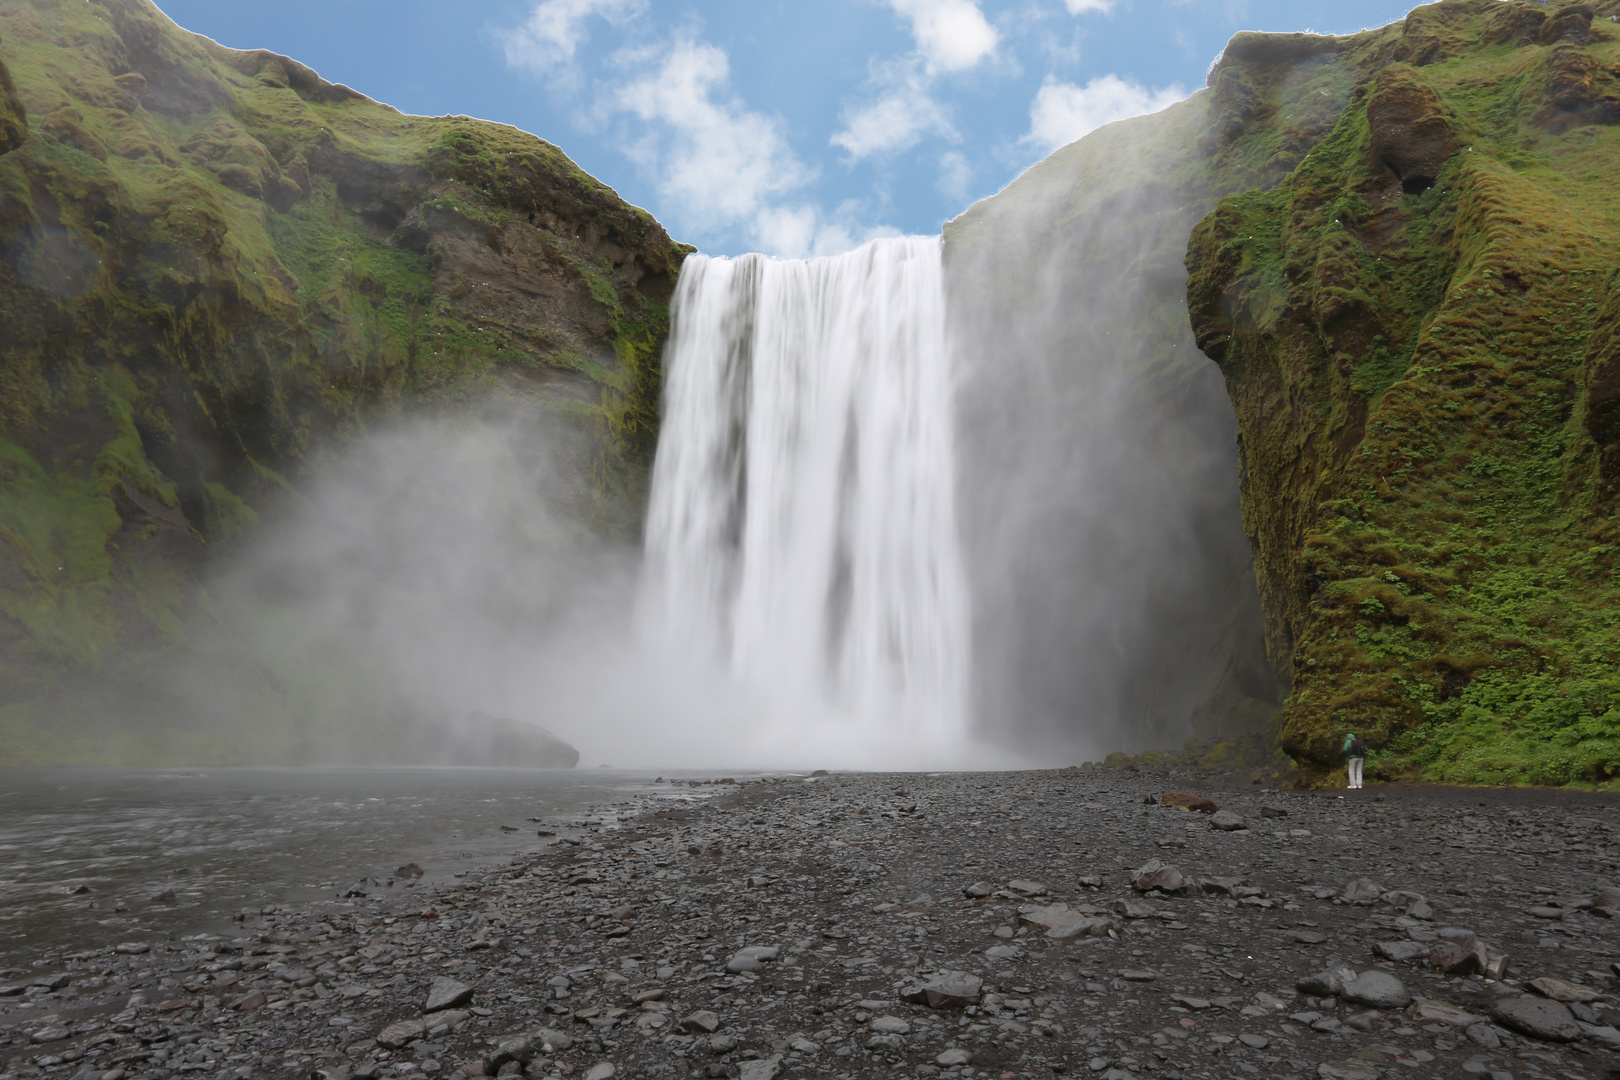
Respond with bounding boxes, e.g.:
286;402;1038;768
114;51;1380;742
108;106;1287;773
947;95;1280;763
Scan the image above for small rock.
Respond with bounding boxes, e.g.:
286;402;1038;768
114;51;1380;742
1341;971;1411;1009
984;945;1022;960
869;1016;911;1034
1464;1023;1501;1049
377;1019;426;1049
681;1011;720;1033
1373;941;1427;962
1528;906;1564;920
1161;791;1218;813
583;1065;615;1080
426;977;474;1012
1296;965;1357;997
1237;1033;1268;1048
1340;878;1385;904
1112;898;1158;919
1408;1000;1484;1027
1048;915;1114;939
1491;996;1581;1042
534;1029;572;1053
1007;879;1048;896
1582;1023;1620;1047
1120;969;1156;982
737;1057;781;1080
935;1049;972;1066
899;970;983;1008
1128;859;1188;894
1209;810;1248;831
1344;1013;1378;1033
1430;939;1486;976
1290;931;1327;944
963;881;994;898
1260;804;1287;819
708;1035;738;1053
1528;976;1599;1003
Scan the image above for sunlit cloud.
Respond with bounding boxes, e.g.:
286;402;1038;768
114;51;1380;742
1023;73;1186;153
608;36;893;256
501;0;645;79
888;0;999;73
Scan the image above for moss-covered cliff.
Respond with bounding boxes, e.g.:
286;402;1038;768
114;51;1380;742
0;0;688;761
1187;0;1620;785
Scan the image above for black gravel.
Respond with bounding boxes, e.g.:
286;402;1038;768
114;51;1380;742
2;768;1619;1080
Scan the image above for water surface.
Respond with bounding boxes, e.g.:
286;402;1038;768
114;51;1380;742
0;767;724;967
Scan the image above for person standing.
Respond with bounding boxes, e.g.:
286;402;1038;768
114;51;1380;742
1343;732;1367;789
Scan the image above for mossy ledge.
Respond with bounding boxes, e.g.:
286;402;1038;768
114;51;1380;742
1187;0;1620;787
0;0;689;754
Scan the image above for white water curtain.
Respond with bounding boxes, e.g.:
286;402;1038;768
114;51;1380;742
643;235;970;753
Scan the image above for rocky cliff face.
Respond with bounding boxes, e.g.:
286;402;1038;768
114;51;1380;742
0;0;687;761
1187;0;1620;784
0;42;25;156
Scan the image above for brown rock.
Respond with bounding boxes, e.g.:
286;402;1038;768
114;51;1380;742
1429;939;1485;976
1528;976;1600;1004
899;971;983;1009
1161;792;1218;813
1538;5;1592;45
377;1018;427;1049
1407;999;1484;1027
1366;65;1453;194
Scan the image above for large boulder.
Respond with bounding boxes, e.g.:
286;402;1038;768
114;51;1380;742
1491;996;1581;1042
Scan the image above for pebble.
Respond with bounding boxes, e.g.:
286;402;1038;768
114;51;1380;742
2;770;1617;1080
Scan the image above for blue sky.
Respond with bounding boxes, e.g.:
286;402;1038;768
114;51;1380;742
154;0;1420;256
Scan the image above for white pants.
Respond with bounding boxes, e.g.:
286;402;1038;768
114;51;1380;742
1347;757;1364;789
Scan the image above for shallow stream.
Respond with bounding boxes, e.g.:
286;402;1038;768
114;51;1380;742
0;767;737;968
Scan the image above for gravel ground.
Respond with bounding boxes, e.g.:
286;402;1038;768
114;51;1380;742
3;768;1619;1080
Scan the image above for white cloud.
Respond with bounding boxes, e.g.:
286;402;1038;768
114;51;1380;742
937;150;973;205
831;67;956;160
607;37;893;256
613;38;812;237
502;0;644;75
889;0;999;73
1024;74;1186;153
1062;0;1114;12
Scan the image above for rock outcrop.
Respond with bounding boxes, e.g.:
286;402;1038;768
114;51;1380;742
0;42;24;156
1186;0;1620;783
0;0;687;763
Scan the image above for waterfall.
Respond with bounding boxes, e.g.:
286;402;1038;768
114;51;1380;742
643;235;970;756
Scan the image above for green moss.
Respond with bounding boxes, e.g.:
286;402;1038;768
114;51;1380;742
0;0;689;762
1187;0;1620;786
